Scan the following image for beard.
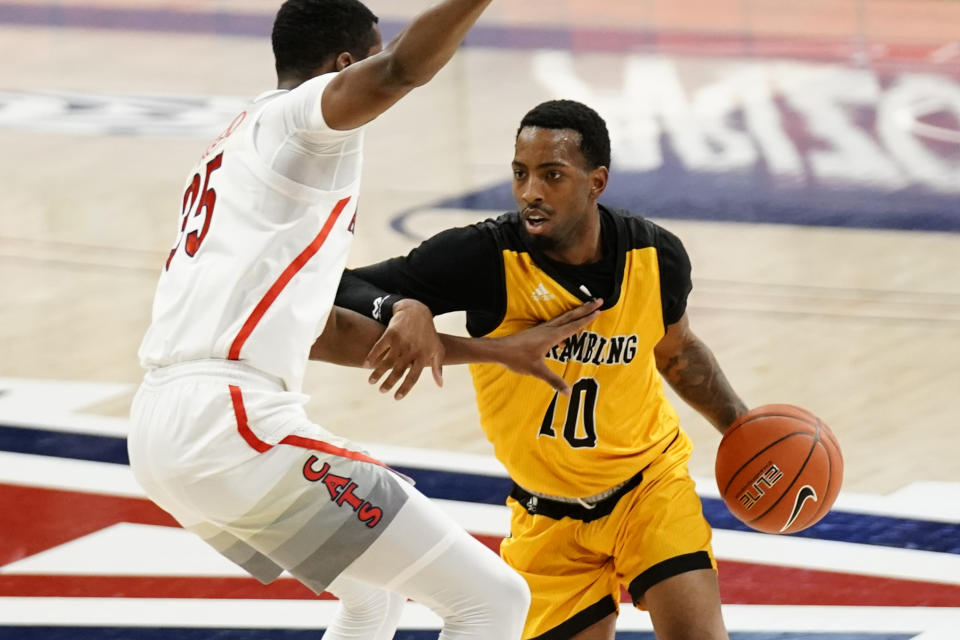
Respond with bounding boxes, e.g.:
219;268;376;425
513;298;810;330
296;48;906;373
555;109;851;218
520;225;559;252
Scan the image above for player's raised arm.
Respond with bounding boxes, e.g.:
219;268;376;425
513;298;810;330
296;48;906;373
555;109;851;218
319;0;493;130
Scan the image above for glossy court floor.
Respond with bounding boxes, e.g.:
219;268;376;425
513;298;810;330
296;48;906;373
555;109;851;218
0;1;959;638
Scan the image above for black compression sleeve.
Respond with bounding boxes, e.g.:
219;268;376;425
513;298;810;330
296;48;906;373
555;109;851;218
656;225;693;326
335;224;504;322
337;269;406;323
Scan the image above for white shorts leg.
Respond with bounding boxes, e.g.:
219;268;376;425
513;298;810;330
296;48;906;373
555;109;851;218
129;371;414;593
130;365;528;638
339;480;531;640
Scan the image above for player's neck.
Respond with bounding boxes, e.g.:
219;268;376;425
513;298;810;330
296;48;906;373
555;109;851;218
277;78;302;90
276;64;338;91
543;211;603;266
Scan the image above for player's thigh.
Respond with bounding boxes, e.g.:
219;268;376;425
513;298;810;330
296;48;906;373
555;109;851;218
341;478;530;614
500;502;619;640
616;447;715;605
642;569;728;640
568;612;617;640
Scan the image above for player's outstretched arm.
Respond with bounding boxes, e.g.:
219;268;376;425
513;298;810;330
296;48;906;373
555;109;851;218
442;299;603;396
311;303;441;399
322;0;493;130
361;299;601;398
310;300;601;399
654;313;748;434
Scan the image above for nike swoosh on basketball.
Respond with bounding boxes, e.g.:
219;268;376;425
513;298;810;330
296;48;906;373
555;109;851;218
780;485;818;532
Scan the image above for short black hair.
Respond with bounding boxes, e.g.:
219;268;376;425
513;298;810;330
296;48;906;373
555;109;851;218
272;0;379;81
517;99;611;170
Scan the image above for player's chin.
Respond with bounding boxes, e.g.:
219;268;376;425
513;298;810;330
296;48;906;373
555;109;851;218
521;225;558;251
522;216;554;237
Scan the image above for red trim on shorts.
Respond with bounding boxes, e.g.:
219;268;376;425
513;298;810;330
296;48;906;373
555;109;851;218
229;384;271;453
278;434;386;466
228;384;386;467
228;196;351;361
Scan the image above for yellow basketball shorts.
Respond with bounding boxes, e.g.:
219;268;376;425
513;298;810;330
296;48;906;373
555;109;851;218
500;431;716;640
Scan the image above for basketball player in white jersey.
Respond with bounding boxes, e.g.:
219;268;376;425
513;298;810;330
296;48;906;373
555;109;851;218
129;1;601;638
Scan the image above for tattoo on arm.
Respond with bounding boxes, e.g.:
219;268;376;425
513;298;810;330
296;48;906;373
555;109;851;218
657;335;747;433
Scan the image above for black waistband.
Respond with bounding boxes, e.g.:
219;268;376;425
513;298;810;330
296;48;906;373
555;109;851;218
510;468;645;523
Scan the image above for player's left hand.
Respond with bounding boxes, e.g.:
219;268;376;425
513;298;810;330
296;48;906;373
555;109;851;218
364;298;444;399
496;299;602;395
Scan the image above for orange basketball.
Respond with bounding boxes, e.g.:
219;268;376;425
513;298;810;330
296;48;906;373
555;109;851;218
715;404;843;534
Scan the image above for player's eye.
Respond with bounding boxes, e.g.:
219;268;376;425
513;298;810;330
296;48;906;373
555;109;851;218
513;170;526;180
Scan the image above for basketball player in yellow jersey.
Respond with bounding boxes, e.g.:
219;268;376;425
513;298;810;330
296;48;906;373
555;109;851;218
336;99;749;640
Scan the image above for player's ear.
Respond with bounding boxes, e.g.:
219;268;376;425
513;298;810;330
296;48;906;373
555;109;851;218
335;52;355;71
589;166;609;199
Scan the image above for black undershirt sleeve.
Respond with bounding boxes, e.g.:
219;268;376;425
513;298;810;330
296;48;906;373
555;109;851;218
655;225;693;327
335;223;504;323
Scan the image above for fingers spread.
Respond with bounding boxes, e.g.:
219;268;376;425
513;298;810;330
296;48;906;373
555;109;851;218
364;335;393;369
533;363;571;396
380;359;414;394
394;363;425;400
368;350;395;385
547;309;601;348
565;309;601;332
430;359;444;388
550;298;603;325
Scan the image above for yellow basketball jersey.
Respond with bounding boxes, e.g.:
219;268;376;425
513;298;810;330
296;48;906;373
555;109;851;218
468;208;688;498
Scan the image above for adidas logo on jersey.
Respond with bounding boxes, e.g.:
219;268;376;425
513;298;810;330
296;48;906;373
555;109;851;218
532;283;553;301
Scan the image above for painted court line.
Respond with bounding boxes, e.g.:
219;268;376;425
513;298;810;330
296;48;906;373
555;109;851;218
0;598;956;633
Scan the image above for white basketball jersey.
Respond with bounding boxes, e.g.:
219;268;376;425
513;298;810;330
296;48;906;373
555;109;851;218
139;73;364;392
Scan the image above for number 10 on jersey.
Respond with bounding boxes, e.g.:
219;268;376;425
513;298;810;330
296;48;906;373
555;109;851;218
538;378;600;448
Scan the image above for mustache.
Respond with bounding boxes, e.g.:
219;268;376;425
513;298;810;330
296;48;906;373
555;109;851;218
521;205;552;216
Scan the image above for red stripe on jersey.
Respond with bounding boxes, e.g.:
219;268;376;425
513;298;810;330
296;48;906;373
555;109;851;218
228;196;351;361
229;384;386;467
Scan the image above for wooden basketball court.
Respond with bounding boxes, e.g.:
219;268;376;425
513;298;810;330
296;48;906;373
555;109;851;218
1;1;959;636
2;0;958;493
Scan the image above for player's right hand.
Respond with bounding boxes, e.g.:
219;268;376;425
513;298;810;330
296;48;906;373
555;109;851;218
496;299;602;395
363;298;444;400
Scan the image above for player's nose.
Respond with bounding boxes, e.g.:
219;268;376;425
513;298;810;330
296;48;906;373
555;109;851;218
520;177;545;207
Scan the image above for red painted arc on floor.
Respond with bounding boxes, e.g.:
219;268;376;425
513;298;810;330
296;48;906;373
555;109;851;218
2;483;959;607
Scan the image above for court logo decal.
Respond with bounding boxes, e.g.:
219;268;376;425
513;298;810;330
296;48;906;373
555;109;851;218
0;90;246;138
390;56;960;237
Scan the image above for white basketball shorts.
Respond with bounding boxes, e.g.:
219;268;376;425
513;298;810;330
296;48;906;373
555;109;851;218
128;359;417;594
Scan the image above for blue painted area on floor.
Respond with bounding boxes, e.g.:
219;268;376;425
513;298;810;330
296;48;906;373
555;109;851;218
1;424;959;555
391;175;960;241
0;424;129;466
